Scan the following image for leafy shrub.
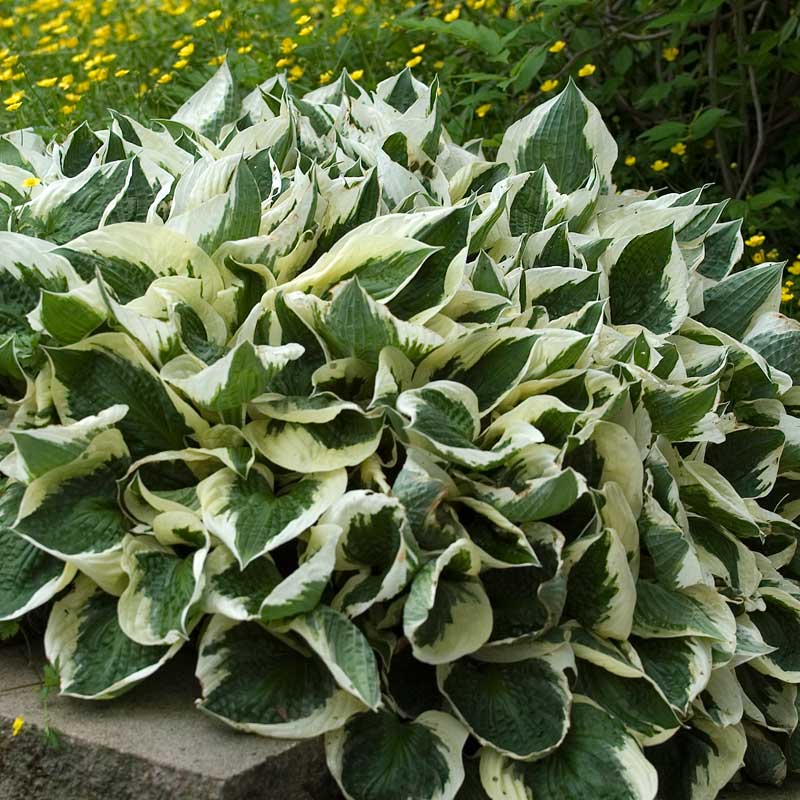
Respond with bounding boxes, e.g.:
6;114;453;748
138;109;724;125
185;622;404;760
3;2;799;317
1;65;800;799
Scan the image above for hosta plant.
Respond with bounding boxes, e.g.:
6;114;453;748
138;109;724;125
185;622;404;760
1;63;800;800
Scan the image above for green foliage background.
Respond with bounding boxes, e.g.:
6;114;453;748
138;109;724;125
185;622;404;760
2;0;800;309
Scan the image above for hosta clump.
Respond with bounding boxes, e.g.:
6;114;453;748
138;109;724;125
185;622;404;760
1;62;799;799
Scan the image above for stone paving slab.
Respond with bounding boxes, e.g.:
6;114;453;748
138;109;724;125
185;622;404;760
0;642;338;800
3;641;800;799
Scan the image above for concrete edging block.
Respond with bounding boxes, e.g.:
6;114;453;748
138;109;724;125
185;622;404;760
0;643;338;800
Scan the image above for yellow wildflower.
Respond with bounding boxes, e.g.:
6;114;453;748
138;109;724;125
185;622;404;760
663;47;679;62
670;142;686;156
156;72;173;84
5;102;21;112
781;288;794;303
76;81;91;93
744;234;765;248
443;7;460;22
12;717;24;736
299;25;313;35
651;159;669;172
22;177;40;188
475;103;491;118
295;14;311;24
114;69;129;77
577;63;595;77
3;90;24;106
281;38;297;54
61;104;76;114
178;42;194;57
192;18;207;27
208;9;222;19
767;248;779;260
624;155;636;167
173;59;188;69
64;93;82;102
88;67;109;82
548;40;566;53
276;57;293;68
433;60;445;69
319;69;333;84
208;55;226;66
411;44;425;54
752;249;765;264
540;79;559;92
289;65;305;80
350;68;364;80
58;74;74;89
238;45;254;53
36;77;59;88
406;55;422;68
788;261;800;276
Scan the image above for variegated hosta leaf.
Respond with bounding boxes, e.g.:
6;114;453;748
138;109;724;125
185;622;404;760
415;328;539;415
437;645;572;759
0;404;128;481
0;481;75;621
290;604;381;709
646;719;746;800
482;522;566;644
749;588;800;683
325;710;468;800
245;408;384;472
697;261;784;340
118;534;206;646
161;340;304;413
744;312;800;384
302;278;445;365
403;539;493;664
196;465;346;567
396;381;542;469
202;523;340;622
323;490;418;617
479;697;658;800
603;224;689;335
12;429;130;593
564;528;636;641
575;658;681;746
196;614;364;737
45;575;182;699
497;79;617;194
47;332;207;459
633;581;736;653
171;61;238;140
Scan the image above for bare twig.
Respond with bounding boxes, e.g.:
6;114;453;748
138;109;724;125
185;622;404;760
618;29;671;41
736;0;769;198
707;12;736;196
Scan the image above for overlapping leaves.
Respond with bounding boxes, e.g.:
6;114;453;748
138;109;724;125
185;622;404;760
1;65;799;800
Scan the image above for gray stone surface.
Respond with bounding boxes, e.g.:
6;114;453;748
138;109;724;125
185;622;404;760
0;642;338;800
